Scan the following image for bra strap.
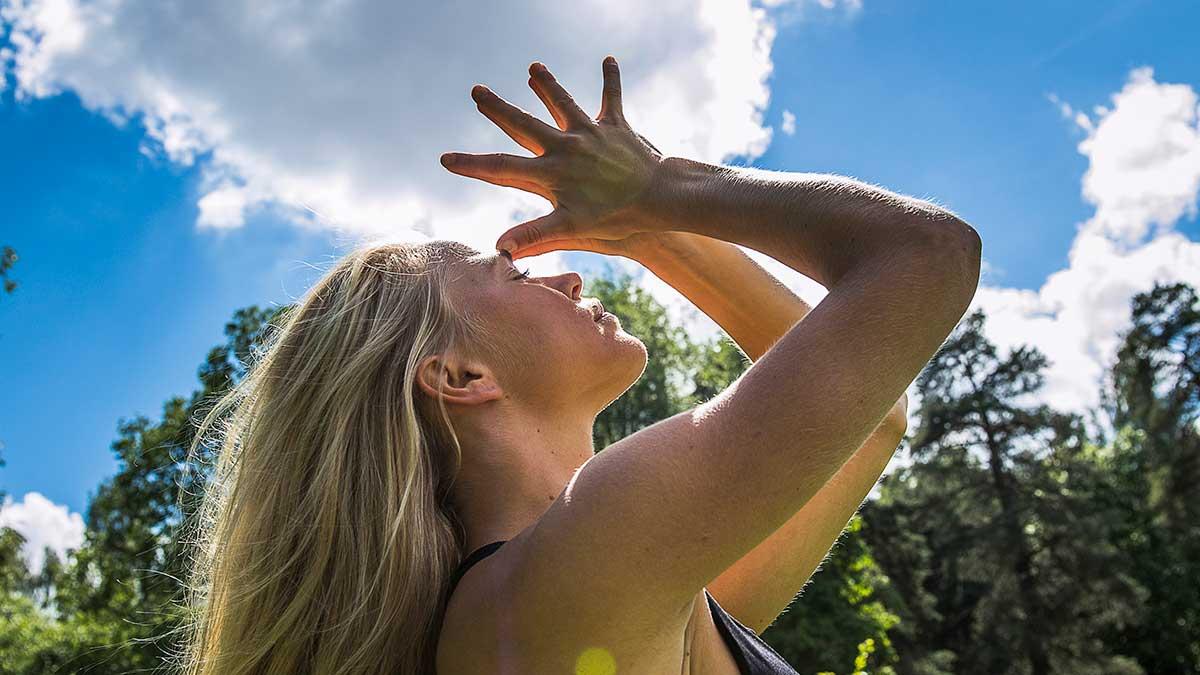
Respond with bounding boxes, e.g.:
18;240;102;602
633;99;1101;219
447;540;507;594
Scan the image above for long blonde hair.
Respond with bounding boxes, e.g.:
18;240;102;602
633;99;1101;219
178;240;493;674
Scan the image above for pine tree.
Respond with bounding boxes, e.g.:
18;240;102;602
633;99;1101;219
864;309;1143;674
1100;281;1200;674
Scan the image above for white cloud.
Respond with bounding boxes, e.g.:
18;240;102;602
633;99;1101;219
0;0;856;252
780;108;796;135
1076;67;1200;247
0;492;85;572
758;0;862;13
1047;92;1094;132
966;68;1200;427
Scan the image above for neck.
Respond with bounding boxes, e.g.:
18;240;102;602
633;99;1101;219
450;398;597;553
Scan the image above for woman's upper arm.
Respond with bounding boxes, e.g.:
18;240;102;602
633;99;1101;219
504;229;980;642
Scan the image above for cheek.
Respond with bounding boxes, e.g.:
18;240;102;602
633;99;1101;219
481;288;588;367
509;303;583;366
482;309;542;375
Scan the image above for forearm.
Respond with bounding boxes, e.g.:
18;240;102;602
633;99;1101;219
637;231;908;426
638;232;805;361
638;157;974;288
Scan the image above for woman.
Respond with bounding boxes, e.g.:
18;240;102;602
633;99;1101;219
179;56;981;674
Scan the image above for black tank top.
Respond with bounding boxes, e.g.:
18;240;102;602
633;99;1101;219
447;540;801;675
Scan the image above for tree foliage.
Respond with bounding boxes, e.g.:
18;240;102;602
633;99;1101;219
588;272;702;447
864;307;1149;674
1098;282;1200;674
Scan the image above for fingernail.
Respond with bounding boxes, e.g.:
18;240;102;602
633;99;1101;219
497;238;516;254
440;154;457;167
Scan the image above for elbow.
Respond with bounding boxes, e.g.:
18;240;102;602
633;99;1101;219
951;216;983;269
950;219;983;305
909;211;982;308
934;208;981;263
920;208;981;260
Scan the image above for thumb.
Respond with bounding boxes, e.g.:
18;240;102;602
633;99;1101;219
496;209;571;256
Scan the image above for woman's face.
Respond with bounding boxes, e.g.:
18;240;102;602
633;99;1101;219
444;245;648;413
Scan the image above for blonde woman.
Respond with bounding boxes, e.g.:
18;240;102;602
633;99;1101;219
181;56;981;674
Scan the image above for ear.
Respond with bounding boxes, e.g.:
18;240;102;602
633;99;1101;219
415;352;504;407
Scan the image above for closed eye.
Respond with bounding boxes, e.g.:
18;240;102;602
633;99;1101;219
512;267;532;281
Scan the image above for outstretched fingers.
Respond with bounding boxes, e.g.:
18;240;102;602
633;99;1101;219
598;56;625;124
439;152;553;200
471;84;562;155
528;61;593;132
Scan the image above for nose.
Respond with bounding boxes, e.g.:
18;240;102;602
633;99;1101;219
549;271;583;301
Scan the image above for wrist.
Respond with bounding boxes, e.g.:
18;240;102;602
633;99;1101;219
630;156;721;234
625;231;705;268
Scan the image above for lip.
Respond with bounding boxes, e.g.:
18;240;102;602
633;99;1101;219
590;301;606;321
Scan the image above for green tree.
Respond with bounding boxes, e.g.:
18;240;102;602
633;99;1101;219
864;309;1143;675
2;458;79;675
684;332;751;407
588;272;704;447
17;306;284;672
766;515;901;674
0;525;33;595
1099;281;1200;673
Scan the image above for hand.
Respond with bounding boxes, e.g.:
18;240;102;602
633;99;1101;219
439;56;670;259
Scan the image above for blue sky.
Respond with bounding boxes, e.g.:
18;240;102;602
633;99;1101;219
1;0;1198;554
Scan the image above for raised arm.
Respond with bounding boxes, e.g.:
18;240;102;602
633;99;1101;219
510;157;981;635
633;231;909;633
638;158;978;291
439;57;980;657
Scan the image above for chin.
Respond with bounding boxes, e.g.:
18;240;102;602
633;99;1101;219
611;334;650;388
579;332;646;403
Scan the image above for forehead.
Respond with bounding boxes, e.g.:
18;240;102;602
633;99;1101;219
442;245;511;288
454;248;510;277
